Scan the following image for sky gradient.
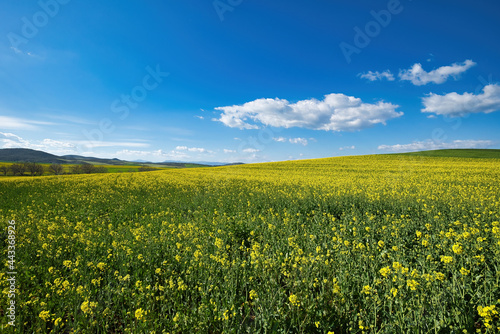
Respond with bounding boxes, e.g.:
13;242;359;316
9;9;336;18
1;0;500;163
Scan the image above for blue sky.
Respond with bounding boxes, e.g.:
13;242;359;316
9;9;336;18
1;0;499;163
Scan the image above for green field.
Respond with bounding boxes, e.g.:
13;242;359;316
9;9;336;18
394;149;500;159
1;154;499;333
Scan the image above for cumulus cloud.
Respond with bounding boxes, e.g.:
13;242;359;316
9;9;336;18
215;94;402;131
358;70;395;81
339;145;356;151
421;84;500;117
0;131;78;155
378;139;494;152
399;59;476;85
273;137;287;142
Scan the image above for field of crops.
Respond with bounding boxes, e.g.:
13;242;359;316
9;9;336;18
1;154;499;333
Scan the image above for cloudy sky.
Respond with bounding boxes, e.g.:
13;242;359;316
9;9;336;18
1;1;499;163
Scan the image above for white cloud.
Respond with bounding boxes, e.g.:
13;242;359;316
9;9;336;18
339;145;356;151
80;141;149;148
242;148;259;153
421;84;500;117
0;131;153;157
0;115;54;130
289;137;308;146
399;59;476;85
378;139;494;152
114;149;189;162
223;149;236;153
175;146;208;153
358;70;395;81
273;137;287;142
0;131;79;155
215;94;402;131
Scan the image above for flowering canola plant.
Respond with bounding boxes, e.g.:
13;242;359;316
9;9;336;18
1;154;499;333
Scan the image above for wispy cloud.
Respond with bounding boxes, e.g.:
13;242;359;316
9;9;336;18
80;141;149;149
215;93;402;131
399;59;476;85
41;113;94;125
272;137;308;145
378;139;494;152
175;146;215;154
358;70;395;81
242;148;259;153
288;138;308;146
0;115;55;130
339;145;356;151
421;84;500;117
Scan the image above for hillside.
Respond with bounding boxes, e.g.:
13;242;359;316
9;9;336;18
0;148;214;168
0;148;66;163
393;149;500;159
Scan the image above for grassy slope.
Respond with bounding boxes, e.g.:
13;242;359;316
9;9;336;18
392;149;500;159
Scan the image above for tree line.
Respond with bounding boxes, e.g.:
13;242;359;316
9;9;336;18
0;162;107;176
0;163;161;177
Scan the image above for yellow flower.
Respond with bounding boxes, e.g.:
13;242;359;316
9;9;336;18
377;240;385;248
81;301;90;314
392;262;402;271
54;317;63;326
96;262;106;271
362;285;372;295
460;267;470;276
379;266;391;278
39;310;51;321
440;256;453;264
289;293;300;306
452;244;463;255
478;305;498;328
390;287;398;297
173;312;180;322
434;272;445;281
81;300;97;314
135;308;146;320
249;289;258;300
406;279;419;291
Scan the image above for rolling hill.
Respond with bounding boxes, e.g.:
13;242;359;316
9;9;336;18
393;149;500;159
0;148;211;167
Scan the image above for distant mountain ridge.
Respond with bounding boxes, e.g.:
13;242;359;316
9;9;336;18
0;148;239;167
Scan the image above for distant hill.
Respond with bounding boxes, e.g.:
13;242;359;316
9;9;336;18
0;148;233;167
62;154;137;165
394;149;500;159
0;148;66;163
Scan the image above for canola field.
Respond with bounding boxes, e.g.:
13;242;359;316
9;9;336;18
1;154;499;333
